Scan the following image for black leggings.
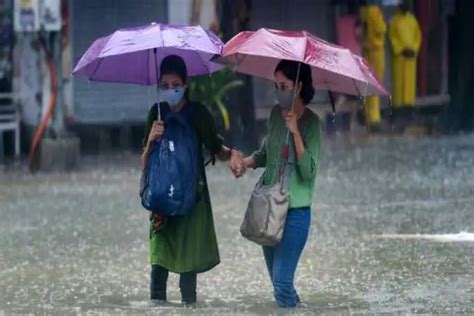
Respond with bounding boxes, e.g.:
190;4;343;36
150;265;197;303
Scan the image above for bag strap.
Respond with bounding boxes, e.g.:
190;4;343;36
279;139;294;191
156;101;197;122
204;156;215;167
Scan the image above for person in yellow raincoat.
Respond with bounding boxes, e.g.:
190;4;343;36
360;1;386;131
389;2;422;108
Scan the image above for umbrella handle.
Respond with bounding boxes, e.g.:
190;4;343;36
153;48;161;121
328;91;336;126
284;62;302;145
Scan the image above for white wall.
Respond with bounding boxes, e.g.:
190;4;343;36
13;34;46;127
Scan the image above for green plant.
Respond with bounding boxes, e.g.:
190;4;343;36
189;69;243;130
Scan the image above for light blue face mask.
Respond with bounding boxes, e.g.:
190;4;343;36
159;87;185;108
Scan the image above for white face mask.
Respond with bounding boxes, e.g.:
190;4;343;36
159;87;185;107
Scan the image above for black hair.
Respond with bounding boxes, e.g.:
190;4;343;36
399;1;409;12
274;60;315;105
159;55;188;82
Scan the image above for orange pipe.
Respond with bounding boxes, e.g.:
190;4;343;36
29;42;58;167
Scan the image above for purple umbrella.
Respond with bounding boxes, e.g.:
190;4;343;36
73;23;224;119
73;23;224;83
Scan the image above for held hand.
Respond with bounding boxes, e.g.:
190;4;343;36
232;162;247;178
147;121;164;145
228;150;247;178
285;112;298;134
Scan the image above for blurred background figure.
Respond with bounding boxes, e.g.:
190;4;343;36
360;0;386;132
389;0;421;128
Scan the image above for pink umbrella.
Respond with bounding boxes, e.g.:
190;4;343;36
352;54;389;96
216;28;388;97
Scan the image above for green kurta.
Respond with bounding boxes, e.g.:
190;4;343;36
252;105;321;208
143;102;222;274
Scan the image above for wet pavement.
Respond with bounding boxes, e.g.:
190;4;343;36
1;134;473;314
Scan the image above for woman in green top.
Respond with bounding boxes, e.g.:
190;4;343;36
230;60;321;308
142;55;240;304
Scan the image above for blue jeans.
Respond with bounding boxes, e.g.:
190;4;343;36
263;207;311;308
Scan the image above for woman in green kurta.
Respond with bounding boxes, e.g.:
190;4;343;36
141;55;239;304
229;60;321;307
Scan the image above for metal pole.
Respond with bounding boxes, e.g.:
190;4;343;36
53;30;65;137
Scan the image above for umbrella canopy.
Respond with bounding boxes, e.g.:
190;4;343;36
352;54;389;96
216;28;388;97
73;23;224;84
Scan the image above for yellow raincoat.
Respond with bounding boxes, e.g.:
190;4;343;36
361;4;387;124
389;10;422;107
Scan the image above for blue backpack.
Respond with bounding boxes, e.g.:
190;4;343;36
141;103;199;216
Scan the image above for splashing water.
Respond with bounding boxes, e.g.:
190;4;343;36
1;134;473;314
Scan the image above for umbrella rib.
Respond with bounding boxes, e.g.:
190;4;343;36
302;34;309;63
195;50;210;74
161;24;165;49
147;48;150;85
236;52;248;66
90;58;105;81
362;80;369;97
353;79;362;97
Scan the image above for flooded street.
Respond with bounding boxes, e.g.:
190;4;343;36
1;134;473;314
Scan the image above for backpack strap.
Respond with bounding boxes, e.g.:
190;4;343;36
183;102;216;167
